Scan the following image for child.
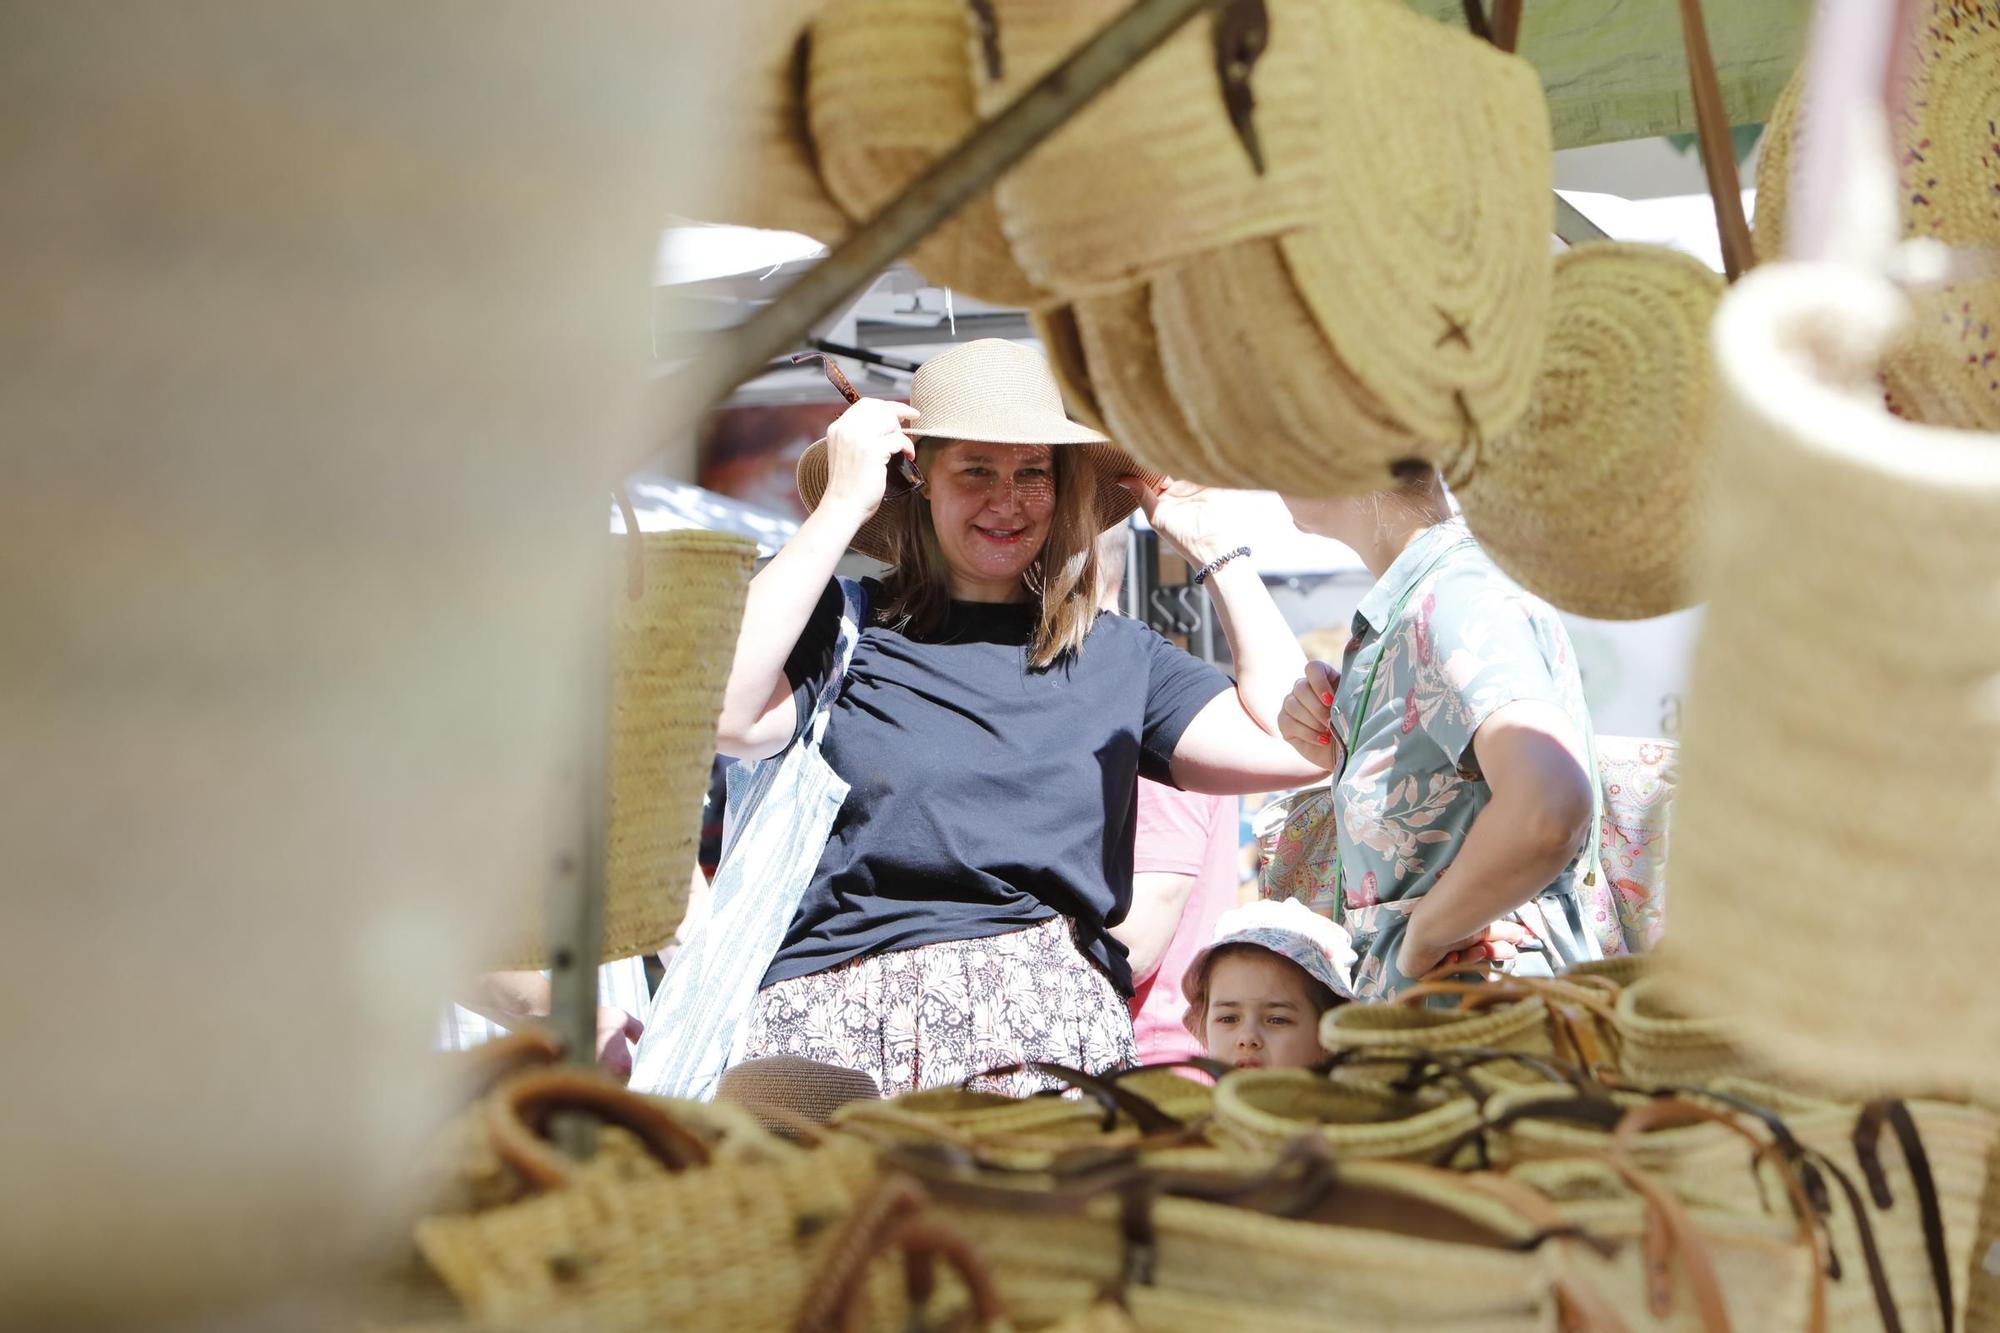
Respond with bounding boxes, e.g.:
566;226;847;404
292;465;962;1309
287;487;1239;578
1182;899;1358;1071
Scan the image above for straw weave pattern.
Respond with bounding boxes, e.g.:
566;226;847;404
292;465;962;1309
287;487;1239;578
1030;305;1108;432
807;0;1049;306
977;0;1332;294
1666;265;2000;1099
1276;0;1553;444
503;531;754;968
1071;285;1220;485
1457;242;1722;620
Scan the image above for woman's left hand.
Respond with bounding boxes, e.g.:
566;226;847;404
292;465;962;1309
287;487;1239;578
1397;917;1536;981
1116;475;1238;568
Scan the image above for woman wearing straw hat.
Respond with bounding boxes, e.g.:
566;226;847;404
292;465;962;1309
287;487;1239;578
713;339;1327;1096
1274;464;1601;1000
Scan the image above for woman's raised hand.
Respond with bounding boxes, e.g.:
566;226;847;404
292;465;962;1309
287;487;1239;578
819;398;920;523
1277;660;1342;770
1117;474;1233;567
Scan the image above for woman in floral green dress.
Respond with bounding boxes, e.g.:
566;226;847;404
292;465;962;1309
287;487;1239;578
1274;465;1601;999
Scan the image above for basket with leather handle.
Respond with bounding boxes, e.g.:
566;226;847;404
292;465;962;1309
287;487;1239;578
1319;975;1627;1086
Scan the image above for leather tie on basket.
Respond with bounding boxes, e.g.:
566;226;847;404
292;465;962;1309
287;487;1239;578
965;0;1004;79
969;1060;1185;1135
797;1174;1011;1333
1676;0;1754;281
1853;1098;1955;1332
1213;0;1271;174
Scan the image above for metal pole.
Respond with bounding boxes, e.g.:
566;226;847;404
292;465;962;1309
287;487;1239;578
1553;193;1610;246
654;0;1228;454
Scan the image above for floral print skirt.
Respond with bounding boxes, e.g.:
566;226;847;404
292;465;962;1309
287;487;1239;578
737;916;1139;1098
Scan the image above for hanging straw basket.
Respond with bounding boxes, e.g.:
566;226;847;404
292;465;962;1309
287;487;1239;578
1071;284;1217;482
504;530;756;969
972;0;1331;295
1029;304;1108;433
692;0;851;241
1664;262;2000;1100
1456;242;1723;620
806;0;1050;307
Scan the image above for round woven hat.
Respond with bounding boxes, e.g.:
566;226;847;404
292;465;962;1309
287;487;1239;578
1456;242;1725;620
692;0;850;240
974;0;1331;295
1663;261;2000;1099
716;1056;883;1138
806;0;1050;307
1071;284;1215;481
502;530;758;969
1030;304;1107;432
1276;0;1555;446
1149;236;1445;493
795;338;1157;563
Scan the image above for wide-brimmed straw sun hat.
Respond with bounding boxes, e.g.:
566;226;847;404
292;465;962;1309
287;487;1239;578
1662;261;2000;1099
1455;242;1725;620
971;0;1332;295
1180;900;1359;1033
795;338;1159;564
1072;285;1216;481
806;0;1051;308
501;530;758;968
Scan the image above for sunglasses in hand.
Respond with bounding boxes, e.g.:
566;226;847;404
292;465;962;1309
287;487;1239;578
794;351;926;498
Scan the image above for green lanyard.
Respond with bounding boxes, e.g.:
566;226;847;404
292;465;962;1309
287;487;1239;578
1327;538;1478;921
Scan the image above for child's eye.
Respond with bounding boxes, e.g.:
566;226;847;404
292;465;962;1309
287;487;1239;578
1267;1016;1291;1026
1214;1014;1238;1026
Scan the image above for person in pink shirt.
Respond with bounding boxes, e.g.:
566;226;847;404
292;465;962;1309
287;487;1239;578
1095;527;1244;1064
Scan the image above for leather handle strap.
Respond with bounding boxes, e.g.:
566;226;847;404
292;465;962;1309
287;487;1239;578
615;483;645;601
969;1060;1183;1134
1109;1055;1233;1084
796;1175;1012;1333
1677;0;1755;280
1465;0;1524;54
1854;1098;1953;1331
486;1067;712;1191
1213;0;1271;174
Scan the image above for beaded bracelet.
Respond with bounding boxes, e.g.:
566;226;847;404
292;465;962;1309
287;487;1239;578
1191;545;1251;585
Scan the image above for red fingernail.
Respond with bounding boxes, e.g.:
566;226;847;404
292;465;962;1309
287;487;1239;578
1321;692;1333;706
1318;732;1331;745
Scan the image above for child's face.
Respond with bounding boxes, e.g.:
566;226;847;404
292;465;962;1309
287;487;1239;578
1201;951;1328;1070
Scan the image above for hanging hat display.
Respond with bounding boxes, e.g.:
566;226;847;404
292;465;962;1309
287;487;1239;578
970;0;1332;295
806;0;1052;307
502;530;758;969
1455;243;1724;619
1663;261;2000;1099
1456;0;1750;619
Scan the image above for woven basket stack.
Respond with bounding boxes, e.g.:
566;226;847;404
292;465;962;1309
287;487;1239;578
384;957;2000;1331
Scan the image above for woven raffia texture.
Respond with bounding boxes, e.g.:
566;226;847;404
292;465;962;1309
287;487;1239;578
1030;305;1107;432
1276;0;1554;447
1209;1068;1484;1166
973;0;1330;295
504;530;755;968
1664;263;2000;1100
691;0;851;241
1753;3;2000;432
1071;285;1217;483
1457;242;1723;620
807;0;1049;306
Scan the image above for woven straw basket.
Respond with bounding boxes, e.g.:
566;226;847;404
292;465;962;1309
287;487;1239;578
806;0;1050;307
1148;0;1552;491
1210;1068;1486;1165
693;0;851;240
505;530;755;969
973;0;1331;295
1071;285;1218;483
1663;262;2000;1099
1457;242;1724;619
1030;304;1107;432
1753;7;2000;432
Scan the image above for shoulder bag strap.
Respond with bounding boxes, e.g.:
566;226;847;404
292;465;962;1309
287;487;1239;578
804;577;869;749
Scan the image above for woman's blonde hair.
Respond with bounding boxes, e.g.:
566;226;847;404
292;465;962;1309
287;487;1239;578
876;440;1104;670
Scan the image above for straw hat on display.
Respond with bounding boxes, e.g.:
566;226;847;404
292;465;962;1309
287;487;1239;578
503;531;758;969
971;0;1332;295
694;0;850;240
795;338;1158;564
1753;4;2000;431
1456;0;1752;619
806;0;1051;307
1454;243;1724;620
1664;261;2000;1099
1144;0;1553;491
1030;304;1108;433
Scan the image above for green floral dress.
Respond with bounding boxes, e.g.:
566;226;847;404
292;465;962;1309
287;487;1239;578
1320;520;1601;999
